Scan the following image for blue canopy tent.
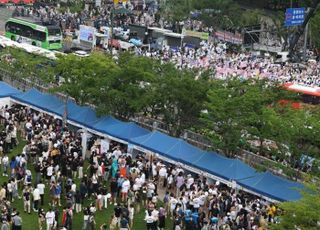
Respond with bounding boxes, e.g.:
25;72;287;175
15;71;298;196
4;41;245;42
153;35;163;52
221;159;257;180
66;101;100;128
104;122;150;142
0;82;20;98
12;89;64;117
4;84;304;202
130;131;181;161
194;152;256;181
237;172;303;201
164;139;207;165
90;116;123;134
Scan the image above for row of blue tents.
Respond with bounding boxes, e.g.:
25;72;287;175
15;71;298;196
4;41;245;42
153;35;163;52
0;81;303;202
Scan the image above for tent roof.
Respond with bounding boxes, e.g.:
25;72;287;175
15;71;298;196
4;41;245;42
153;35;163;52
105;122;150;142
194;152;256;181
0;82;20;98
164;139;206;164
90;116;123;134
237;172;303;201
12;89;64;116
66;101;99;127
130;131;180;160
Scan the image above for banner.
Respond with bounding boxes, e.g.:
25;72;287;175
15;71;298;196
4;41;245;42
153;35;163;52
101;139;110;154
213;30;243;44
79;25;96;43
182;29;209;40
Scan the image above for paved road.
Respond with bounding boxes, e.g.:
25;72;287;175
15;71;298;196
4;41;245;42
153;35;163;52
0;7;14;33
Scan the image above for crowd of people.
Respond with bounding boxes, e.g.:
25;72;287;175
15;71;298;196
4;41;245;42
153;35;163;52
0;103;281;230
10;1;320;88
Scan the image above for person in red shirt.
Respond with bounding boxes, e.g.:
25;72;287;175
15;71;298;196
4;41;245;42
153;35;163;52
61;207;67;227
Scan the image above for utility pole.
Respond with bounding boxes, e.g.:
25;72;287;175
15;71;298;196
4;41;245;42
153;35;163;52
288;0;320;58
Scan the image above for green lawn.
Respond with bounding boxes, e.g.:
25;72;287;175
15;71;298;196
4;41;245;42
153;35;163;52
2;135;173;230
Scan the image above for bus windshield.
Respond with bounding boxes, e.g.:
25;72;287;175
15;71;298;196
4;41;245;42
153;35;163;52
48;27;61;37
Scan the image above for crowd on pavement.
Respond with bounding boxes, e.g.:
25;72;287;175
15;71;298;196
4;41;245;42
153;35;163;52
10;1;320;88
0;101;281;230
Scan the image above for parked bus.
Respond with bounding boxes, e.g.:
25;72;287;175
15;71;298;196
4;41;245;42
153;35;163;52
5;17;62;50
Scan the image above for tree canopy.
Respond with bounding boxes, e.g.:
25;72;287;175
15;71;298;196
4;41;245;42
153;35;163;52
272;184;320;230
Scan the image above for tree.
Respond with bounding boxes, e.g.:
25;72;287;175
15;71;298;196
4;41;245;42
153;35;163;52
201;78;250;156
96;52;158;119
52;52;120;106
272;184;320;230
151;62;209;136
192;0;261;29
310;8;320;48
201;78;298;157
159;0;192;30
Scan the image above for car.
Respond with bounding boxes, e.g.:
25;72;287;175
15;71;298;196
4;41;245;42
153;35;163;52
74;50;90;57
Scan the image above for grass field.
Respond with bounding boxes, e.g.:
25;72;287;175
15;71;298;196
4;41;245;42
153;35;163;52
2;135;173;230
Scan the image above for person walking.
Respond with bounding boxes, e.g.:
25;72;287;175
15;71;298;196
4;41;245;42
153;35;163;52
37;180;46;206
33;187;40;212
45;208;55;230
12;212;22;230
23;186;31;214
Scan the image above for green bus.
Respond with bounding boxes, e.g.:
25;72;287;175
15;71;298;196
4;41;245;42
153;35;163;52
5;17;63;50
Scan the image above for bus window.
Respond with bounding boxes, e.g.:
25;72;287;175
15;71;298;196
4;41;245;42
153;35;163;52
48;27;61;36
33;30;46;42
5;21;17;34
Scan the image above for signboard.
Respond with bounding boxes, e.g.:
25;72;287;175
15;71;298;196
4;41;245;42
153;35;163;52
285;8;305;27
213;30;243;44
79;25;96;43
182;29;209;40
100;139;110;154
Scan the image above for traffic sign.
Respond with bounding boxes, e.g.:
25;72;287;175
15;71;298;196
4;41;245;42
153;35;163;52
285;8;305;27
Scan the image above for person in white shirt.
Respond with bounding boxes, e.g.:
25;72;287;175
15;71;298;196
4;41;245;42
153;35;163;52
2;154;9;176
169;196;178;217
45;209;55;230
121;178;130;202
37;181;45;206
158;166;167;187
112;147;122;159
33;187;40;211
186;175;194;189
151;208;159;224
193;196;200;212
71;182;76;193
46;165;53;180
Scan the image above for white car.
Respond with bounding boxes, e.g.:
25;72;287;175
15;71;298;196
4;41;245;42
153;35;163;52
74;50;90;57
